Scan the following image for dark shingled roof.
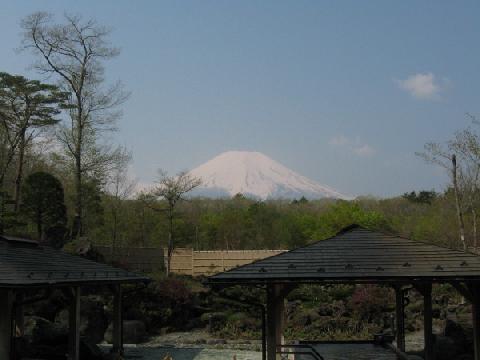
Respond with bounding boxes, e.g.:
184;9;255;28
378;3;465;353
209;225;480;284
0;236;149;288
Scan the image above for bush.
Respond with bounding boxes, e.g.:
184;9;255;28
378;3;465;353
348;285;394;322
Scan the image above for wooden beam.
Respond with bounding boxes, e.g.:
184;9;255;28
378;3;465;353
394;285;406;352
0;290;14;360
422;284;434;360
266;284;288;360
15;291;24;337
112;284;123;355
68;287;81;360
470;284;480;360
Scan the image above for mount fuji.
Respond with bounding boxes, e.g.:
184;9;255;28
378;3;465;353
188;151;350;200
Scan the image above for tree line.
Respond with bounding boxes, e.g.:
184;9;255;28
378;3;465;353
1;11;479;260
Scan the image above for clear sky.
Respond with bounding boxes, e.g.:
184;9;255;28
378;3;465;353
1;1;479;197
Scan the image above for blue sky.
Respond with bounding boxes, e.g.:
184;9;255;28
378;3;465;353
1;1;479;197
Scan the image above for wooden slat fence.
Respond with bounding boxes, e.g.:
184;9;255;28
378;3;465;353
94;246;286;276
169;248;287;276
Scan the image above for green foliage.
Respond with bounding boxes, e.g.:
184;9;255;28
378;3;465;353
0;191;23;233
308;201;389;240
348;285;394;322
75;190;466;252
21;171;67;247
403;190;437;204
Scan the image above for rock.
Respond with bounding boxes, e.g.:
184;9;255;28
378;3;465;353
318;306;334;316
434;335;462;360
29;316;68;345
445;319;468;346
82;296;109;344
185;317;202;330
200;312;227;332
289;308;320;327
207;339;227;345
453;355;473;360
54;296;108;344
104;320;146;344
80;338;105;360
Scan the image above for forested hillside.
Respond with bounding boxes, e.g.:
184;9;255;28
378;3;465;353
0;12;478;255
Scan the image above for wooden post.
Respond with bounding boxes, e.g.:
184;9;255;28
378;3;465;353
266;284;286;360
472;284;480;360
15;291;24;337
0;290;14;360
394;285;406;352
422;284;434;360
68;287;81;360
112;285;123;355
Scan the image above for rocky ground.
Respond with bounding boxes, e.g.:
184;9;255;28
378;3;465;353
16;280;477;360
141;329;262;351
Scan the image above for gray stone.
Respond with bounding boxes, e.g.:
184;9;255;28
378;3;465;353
207;339;227;345
104;320;146;344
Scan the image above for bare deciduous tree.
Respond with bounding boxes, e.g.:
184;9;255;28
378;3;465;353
104;148;136;253
20;12;129;238
146;170;201;276
417;144;467;250
417;117;480;251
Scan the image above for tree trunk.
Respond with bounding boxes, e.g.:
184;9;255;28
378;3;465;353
14;131;26;213
167;206;174;276
452;154;467;250
195;225;199;250
37;210;43;242
72;96;84;240
474;208;478;251
72;153;82;239
0;182;5;236
141;205;146;247
112;208;117;254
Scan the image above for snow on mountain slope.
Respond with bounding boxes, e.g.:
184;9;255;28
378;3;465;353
188;151;350;200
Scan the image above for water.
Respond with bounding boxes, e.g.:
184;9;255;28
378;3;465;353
119;346;261;360
306;343;398;360
116;343;397;360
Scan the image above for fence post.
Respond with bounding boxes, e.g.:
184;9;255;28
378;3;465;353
191;248;194;276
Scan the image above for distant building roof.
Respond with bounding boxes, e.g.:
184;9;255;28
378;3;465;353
209;225;480;284
0;235;149;288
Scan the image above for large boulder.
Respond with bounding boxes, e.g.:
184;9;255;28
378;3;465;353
434;335;463;360
104;320;146;344
21;315;105;360
200;312;227;333
81;296;109;344
55;295;108;344
27;316;68;345
444;319;469;347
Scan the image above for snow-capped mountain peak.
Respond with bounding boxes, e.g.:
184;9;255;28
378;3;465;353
188;151;350;200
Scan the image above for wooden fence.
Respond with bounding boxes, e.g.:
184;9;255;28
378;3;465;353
94;246;285;276
169;248;286;276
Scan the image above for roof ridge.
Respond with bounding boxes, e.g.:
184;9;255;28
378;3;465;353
209;224;379;279
334;224;364;235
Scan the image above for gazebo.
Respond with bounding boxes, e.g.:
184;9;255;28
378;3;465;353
209;225;480;360
0;235;149;360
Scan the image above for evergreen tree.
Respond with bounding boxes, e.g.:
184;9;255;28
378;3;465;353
21;172;67;247
0;72;68;215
